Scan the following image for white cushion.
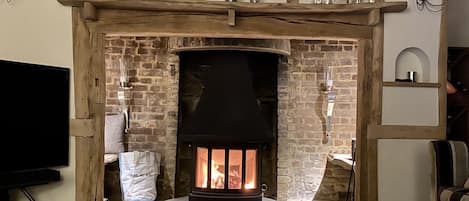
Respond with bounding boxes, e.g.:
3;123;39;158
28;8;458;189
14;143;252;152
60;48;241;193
104;154;119;164
465;177;469;188
105;113;125;154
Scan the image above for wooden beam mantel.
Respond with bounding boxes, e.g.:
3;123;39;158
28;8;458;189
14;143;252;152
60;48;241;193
58;0;407;15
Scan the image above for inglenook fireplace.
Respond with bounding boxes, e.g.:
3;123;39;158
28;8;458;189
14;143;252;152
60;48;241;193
178;50;277;201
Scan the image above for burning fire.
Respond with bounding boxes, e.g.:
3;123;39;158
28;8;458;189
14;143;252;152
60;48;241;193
201;164;208;188
211;160;225;189
244;181;255;189
195;148;257;190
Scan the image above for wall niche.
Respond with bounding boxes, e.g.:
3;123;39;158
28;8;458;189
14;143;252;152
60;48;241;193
395;47;431;83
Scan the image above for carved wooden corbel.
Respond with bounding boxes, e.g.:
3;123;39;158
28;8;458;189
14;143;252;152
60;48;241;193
368;8;381;26
228;9;236;27
83;2;97;21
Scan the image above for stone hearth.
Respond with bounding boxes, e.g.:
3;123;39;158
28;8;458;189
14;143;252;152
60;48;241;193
166;196;276;201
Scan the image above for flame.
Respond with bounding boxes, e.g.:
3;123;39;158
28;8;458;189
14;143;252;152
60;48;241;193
211;160;225;189
244;181;255;189
196;148;258;190
201;163;208;188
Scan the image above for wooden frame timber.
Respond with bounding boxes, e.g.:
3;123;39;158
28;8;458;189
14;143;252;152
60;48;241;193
367;125;446;140
383;82;441;88
70;119;95;137
60;0;406;14
57;1;451;201
438;0;448;129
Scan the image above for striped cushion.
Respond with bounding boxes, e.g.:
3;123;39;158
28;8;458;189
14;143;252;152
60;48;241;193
433;141;469;189
462;194;469;201
440;187;469;201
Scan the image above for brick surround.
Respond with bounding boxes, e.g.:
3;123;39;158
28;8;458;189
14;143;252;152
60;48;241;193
277;40;357;201
105;36;179;200
105;37;357;201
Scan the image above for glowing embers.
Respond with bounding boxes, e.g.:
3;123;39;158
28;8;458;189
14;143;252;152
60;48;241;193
194;147;258;190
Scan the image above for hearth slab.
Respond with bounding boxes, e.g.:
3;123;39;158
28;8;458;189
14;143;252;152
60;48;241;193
165;196;276;201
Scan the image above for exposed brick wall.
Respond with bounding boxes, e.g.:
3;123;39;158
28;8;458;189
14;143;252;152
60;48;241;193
105;37;357;201
316;162;355;201
105;36;179;201
277;40;357;201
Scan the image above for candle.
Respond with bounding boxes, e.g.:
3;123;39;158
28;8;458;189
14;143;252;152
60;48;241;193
327;80;334;89
119;58;128;83
324;67;328;81
325;67;334;91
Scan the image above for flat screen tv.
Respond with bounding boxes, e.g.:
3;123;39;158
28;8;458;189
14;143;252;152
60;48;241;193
0;60;70;174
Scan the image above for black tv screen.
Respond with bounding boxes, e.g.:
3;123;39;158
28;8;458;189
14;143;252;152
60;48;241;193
0;60;70;173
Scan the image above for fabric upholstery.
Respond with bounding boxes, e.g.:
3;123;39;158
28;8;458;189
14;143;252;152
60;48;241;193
465;177;469;189
433;141;469;187
433;141;469;201
104;154;119;164
105;113;125;154
440;187;469;201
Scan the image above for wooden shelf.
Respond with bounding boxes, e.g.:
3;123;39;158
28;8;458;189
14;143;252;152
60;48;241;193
367;125;446;140
59;0;407;15
383;82;441;88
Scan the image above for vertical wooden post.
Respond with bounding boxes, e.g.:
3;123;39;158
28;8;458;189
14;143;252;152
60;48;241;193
356;38;373;201
73;8;93;201
73;8;91;119
72;7;105;201
438;0;448;130
370;11;383;126
91;33;106;201
366;11;384;201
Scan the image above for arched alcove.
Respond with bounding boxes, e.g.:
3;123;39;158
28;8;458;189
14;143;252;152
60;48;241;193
395;47;431;82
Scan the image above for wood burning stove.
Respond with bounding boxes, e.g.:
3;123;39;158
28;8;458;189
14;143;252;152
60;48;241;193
190;146;262;201
177;51;277;200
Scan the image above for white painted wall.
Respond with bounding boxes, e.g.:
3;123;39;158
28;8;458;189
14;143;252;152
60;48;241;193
0;0;75;201
383;0;441;82
378;140;435;201
382;87;439;126
447;0;469;47
382;0;441;125
379;1;442;201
